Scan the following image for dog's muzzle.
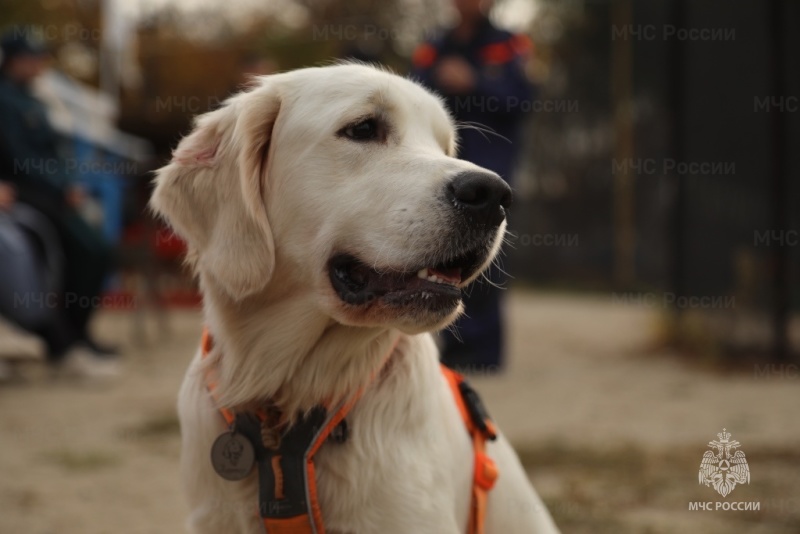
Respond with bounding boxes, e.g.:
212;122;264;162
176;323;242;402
328;171;511;318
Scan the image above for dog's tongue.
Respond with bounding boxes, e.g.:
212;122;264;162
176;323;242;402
347;264;410;293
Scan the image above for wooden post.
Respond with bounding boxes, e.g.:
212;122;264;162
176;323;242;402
611;0;636;288
767;0;790;362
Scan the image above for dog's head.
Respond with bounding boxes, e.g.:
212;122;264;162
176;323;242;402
151;64;511;334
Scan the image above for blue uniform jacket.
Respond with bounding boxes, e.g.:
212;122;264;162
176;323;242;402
0;73;72;205
411;17;535;183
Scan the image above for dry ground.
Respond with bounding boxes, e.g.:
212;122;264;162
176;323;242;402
1;290;798;533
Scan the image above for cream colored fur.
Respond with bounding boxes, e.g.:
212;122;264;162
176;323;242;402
152;63;559;534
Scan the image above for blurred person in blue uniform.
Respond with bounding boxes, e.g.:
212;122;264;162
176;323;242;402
0;30;118;378
412;0;534;373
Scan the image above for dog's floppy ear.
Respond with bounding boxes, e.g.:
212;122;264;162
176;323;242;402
151;82;280;300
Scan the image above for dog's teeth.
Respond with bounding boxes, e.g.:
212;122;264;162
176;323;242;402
420;269;455;286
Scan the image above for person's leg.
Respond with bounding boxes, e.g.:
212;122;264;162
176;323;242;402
58;210;113;343
30;313;78;363
440;273;506;374
0;206;80;363
5;198;119;376
42;216;120;376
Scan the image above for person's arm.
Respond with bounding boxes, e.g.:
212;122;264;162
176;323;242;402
472;36;536;112
412;36;536;114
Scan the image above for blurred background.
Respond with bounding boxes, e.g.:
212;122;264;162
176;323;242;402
0;0;798;533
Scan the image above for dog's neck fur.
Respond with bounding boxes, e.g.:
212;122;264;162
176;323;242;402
202;273;401;417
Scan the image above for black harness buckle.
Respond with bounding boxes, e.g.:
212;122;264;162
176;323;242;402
458;380;497;441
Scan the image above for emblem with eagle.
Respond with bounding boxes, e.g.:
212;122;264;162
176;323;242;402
698;428;750;497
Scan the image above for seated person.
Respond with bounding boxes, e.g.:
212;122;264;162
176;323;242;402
0;31;118;379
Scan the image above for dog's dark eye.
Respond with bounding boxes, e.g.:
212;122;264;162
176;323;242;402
341;119;381;142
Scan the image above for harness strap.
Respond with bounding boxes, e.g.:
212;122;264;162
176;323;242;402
200;328;498;534
441;365;498;534
201;328;236;426
201;330;328;533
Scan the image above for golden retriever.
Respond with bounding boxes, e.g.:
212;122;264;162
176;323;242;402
151;63;559;534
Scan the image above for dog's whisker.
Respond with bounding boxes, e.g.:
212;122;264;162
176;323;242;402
444;323;464;343
455;121;511;144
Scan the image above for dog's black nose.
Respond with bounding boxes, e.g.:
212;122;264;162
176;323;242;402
446;171;512;227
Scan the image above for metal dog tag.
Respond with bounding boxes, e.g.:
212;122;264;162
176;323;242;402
211;431;256;481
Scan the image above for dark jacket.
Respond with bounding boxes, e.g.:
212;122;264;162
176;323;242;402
0;72;71;208
411;17;535;183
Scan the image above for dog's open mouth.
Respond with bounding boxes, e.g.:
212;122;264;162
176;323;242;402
328;246;487;309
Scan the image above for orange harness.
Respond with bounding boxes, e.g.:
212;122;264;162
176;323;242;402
201;328;498;534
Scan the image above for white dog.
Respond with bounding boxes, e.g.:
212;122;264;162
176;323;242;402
152;63;559;534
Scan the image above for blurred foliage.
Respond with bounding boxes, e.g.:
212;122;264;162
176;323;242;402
0;1;88;39
2;0;452;155
2;0;559;161
1;0;102;85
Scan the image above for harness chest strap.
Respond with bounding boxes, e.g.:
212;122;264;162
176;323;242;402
200;328;498;534
441;366;499;534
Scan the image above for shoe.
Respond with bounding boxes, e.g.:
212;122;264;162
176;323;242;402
79;337;120;358
55;347;121;381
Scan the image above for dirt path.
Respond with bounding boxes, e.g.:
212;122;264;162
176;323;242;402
479;292;799;451
0;291;797;533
